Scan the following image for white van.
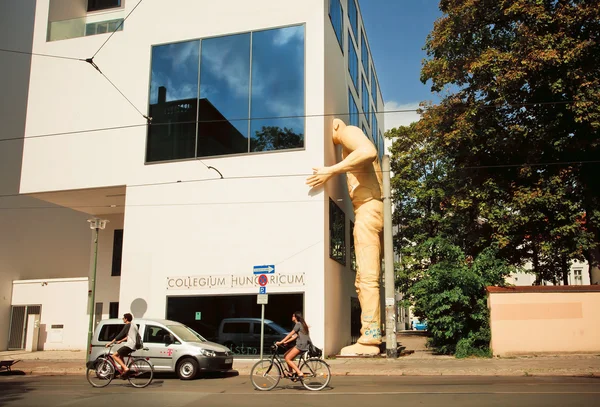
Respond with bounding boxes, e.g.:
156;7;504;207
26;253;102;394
90;318;234;380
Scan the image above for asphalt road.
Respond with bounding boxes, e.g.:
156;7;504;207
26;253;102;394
0;374;598;407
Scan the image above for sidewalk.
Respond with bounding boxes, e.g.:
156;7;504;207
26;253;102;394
1;349;599;377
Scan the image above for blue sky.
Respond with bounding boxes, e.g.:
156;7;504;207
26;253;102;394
360;0;442;129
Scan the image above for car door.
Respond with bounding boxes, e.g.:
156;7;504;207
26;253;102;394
142;324;177;371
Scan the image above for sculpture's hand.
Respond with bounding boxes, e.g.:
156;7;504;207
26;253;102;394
306;167;334;188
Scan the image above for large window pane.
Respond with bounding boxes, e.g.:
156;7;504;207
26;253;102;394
329;199;346;265
348;35;358;90
349;89;358;127
348;0;358;39
361;30;369;74
250;26;304;152
147;40;200;162
371;70;377;108
362;75;370;126
198;33;250;157
88;0;121;12
329;0;343;51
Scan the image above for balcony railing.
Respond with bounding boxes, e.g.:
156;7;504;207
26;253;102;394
47;15;124;42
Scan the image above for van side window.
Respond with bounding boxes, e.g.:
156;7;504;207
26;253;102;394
98;324;125;341
98;324;141;341
253;324;277;335
222;322;250;334
144;325;171;343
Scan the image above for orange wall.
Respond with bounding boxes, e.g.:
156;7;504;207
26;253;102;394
488;287;600;356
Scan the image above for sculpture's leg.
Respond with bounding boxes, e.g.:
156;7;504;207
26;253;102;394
341;200;383;356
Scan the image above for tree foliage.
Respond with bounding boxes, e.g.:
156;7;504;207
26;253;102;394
407;239;512;356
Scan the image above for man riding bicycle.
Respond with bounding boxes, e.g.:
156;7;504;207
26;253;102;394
105;313;139;376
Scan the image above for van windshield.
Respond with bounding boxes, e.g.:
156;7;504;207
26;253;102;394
168;325;207;343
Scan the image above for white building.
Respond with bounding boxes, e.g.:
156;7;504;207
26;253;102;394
507;260;591;287
0;0;385;356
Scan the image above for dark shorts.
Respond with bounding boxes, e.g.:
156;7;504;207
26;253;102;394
117;346;133;358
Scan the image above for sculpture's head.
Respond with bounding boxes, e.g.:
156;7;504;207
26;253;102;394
332;118;346;145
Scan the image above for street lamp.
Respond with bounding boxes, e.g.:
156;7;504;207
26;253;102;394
86;218;108;362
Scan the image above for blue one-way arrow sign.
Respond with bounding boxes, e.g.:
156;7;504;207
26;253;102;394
253;265;275;274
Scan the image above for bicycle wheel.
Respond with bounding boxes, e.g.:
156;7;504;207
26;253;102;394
86;357;115;388
250;360;281;391
127;358;154;388
300;359;331;391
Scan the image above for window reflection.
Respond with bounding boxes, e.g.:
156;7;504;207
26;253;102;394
147;40;200;162
349;89;359;127
198;33;250;157
146;26;305;162
250;26;304;152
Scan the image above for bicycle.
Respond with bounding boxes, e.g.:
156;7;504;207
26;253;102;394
86;345;154;388
250;342;331;391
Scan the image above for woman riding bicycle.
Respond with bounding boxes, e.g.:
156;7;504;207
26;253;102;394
276;311;311;380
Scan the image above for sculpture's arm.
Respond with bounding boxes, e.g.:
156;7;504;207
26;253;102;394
306;126;377;188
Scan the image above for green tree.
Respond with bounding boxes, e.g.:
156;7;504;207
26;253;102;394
251;126;303;152
417;0;600;282
407;238;513;356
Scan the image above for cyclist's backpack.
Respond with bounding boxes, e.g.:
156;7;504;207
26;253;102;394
308;341;322;358
135;331;143;350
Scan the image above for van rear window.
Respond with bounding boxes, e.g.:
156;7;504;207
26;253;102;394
98;324;125;341
97;323;140;341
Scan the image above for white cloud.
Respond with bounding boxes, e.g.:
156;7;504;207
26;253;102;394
272;26;304;46
383;101;422;131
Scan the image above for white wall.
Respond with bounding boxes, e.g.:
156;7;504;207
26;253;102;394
0;0;94;351
508;260;592;286
12;278;89;350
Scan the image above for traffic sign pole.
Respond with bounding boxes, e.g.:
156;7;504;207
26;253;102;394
260;303;265;360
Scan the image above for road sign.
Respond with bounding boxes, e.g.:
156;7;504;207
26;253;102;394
258;274;268;286
253;265;275;274
257;294;268;304
259;286;266;294
195;312;202;321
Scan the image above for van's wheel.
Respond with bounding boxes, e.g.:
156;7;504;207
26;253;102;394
176;357;199;380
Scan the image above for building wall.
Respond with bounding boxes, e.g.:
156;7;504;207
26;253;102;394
16;0;385;355
11;278;89;350
0;0;94;351
507;260;592;286
488;287;600;356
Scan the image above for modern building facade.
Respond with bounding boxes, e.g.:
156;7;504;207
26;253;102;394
1;0;385;355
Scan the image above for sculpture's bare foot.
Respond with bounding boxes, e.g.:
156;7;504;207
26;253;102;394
340;342;380;356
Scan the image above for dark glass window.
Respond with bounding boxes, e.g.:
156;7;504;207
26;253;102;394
348;89;359;127
379;131;384;160
329;199;346;265
198;33;250;158
250;26;305;152
350;221;356;272
348;34;359;90
372;109;378;151
98;324;124;341
362;75;370;126
146;26;305;162
111;229;123;277
348;0;358;39
109;302;119;319
87;0;121;12
222;322;250;334
329;0;343;51
147;40;200;162
362;124;369;141
143;325;170;344
371;69;377;108
361;30;369;74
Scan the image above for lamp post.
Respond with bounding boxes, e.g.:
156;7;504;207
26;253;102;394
86;218;108;362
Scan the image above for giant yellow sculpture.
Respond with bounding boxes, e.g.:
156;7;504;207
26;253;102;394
306;118;383;356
